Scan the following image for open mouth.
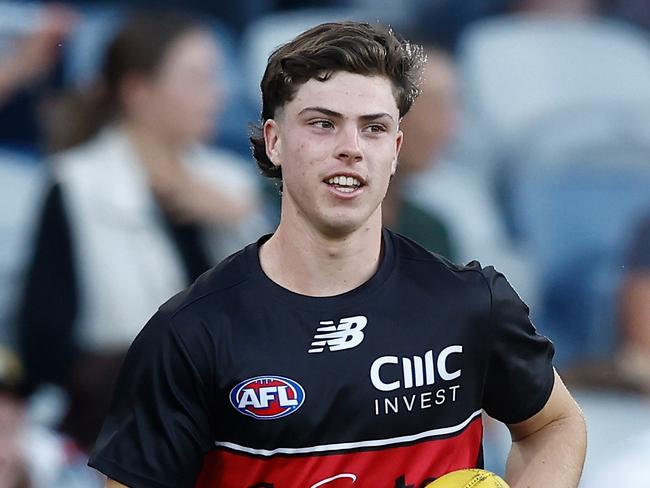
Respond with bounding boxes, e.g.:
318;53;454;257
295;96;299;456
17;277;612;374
325;175;363;194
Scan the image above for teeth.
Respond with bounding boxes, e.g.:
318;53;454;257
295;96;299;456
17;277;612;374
326;176;361;187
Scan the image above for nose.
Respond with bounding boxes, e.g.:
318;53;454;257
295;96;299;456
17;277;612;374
335;125;363;164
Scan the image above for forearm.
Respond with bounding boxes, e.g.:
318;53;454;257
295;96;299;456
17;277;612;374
505;413;586;488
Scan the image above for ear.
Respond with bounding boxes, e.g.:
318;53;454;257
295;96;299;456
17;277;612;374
263;119;282;167
391;129;404;175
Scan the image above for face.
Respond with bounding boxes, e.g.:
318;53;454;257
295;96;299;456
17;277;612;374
264;72;403;237
124;29;222;144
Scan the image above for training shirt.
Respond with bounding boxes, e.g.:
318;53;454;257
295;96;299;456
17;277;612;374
89;229;555;488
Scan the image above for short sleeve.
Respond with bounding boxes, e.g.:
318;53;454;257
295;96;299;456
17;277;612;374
88;311;215;488
481;266;555;424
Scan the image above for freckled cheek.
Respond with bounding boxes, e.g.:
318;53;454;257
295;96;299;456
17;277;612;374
302;151;330;175
284;155;320;191
294;143;325;165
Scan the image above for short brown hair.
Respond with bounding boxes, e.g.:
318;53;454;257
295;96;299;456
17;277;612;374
250;21;425;180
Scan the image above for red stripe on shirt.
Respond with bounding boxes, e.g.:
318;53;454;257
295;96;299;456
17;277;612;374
195;416;482;488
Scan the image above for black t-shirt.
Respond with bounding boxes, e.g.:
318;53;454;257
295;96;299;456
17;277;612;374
89;229;555;488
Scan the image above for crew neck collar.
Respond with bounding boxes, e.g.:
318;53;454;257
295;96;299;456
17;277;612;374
245;228;396;311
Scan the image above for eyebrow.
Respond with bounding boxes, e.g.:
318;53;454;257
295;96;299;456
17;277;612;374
298;106;395;122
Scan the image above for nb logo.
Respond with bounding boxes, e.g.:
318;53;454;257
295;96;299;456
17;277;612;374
308;316;367;354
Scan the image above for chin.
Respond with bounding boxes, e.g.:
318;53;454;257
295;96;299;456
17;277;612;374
315;213;374;239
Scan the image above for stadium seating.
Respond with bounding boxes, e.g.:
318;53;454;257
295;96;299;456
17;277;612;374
453;15;650;185
240;7;368;105
510;151;650;365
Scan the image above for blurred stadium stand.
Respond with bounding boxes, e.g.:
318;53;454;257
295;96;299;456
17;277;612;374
1;1;650;486
511;154;650;364
454;15;650;186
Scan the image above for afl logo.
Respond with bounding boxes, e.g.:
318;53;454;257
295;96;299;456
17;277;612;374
229;375;305;420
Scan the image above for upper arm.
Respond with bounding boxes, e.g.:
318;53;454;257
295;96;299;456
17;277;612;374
507;370;584;441
106;479;129;488
89;311;215;486
481;266;556;424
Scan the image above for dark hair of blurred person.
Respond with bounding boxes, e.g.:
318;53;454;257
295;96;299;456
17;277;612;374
18;11;265;455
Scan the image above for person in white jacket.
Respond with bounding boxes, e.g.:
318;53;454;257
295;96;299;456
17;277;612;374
17;11;267;456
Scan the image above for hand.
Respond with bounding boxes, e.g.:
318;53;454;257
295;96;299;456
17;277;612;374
152;169;255;226
0;3;76;105
9;4;76;82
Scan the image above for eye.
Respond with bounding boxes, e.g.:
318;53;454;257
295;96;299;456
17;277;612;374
309;120;334;130
364;123;387;134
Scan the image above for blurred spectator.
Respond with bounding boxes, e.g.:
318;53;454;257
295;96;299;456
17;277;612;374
406;0;511;53
450;0;650;340
0;3;75;150
401;47;537;302
383;47;455;258
40;0;276;36
617;214;650;393
0;346;103;487
0;2;71;345
0;347;30;488
561;210;650;388
453;0;650;196
17;11;266;454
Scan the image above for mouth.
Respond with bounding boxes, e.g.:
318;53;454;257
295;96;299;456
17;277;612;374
323;174;366;196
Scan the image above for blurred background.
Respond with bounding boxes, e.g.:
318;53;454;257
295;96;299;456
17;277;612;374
0;0;649;485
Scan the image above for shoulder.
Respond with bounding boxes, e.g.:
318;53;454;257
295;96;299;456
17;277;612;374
158;243;256;323
389;229;513;311
391;230;489;282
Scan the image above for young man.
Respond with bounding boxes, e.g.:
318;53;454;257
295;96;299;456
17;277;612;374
90;21;586;488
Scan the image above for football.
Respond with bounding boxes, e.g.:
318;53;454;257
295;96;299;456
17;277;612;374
425;469;510;487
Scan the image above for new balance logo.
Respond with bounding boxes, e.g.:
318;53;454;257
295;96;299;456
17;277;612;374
308;316;367;354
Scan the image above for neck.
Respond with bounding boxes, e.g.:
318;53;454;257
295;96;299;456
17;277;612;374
259;210;384;297
122;121;183;175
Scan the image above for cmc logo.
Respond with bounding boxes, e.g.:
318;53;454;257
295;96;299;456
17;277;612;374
230;376;305;420
370;346;463;392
